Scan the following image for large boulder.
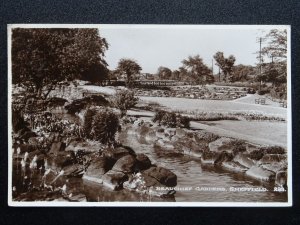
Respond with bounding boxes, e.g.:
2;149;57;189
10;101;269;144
63;164;85;178
112;155;137;174
142;166;177;187
208;137;235;153
102;146;136;161
136;154;152;171
233;153;255;168
222;161;248;173
83;157;113;183
46;151;76;171
245;166;275;181
101;170;128;190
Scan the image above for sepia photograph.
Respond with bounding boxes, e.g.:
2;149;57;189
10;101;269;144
7;24;292;206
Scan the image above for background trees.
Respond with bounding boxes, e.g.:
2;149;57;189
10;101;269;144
261;29;287;88
12;28;109;99
181;55;214;85
156;66;172;80
213;52;236;82
115;59;142;88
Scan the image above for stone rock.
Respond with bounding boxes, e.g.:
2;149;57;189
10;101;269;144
222;161;248;173
275;171;287;187
102;146;136;161
136;153;152;170
84;157;112;178
214;151;233;165
47;152;75;171
175;128;187;138
63;164;85;177
65;140;103;153
246;166;275;181
143;166;177;187
155;139;175;150
144;131;158;144
182;146;202;158
201;151;220;164
261;163;287;173
233;153;255;168
259;154;287;164
49;142;66;154
164;128;176;137
155;131;165;139
208;137;235;153
101;170;128;190
112;155;137;173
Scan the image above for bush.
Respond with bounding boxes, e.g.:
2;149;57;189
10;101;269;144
152;110;190;128
260;146;285;154
91;109;120;144
83;108;97;138
112;89;139;117
248;149;264;160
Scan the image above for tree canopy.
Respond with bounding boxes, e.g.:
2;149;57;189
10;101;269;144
12;28;109;98
213;52;236;82
181;55;214;85
115;58;142;88
157;66;172;80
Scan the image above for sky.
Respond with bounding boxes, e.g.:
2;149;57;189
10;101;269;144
98;25;280;74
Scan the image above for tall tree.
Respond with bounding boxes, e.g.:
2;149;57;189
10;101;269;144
260;29;287;88
213;52;236;82
12;28;108;99
157;66;172;80
115;58;142;88
182;55;214;85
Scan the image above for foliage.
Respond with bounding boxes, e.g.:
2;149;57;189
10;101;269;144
181;55;214;85
12;109;29;133
91;109;120;145
248;150;264;160
152;110;190;128
83;108;97;138
115;59;142;88
12;28;108;99
261;29;287;60
232;64;256;82
213;52;236;82
156;66;172;80
65;95;109;114
260;146;285;154
112;89;139;117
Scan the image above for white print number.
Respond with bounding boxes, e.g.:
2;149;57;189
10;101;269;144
274;187;286;192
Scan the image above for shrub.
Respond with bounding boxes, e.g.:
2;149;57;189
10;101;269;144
248;149;264;160
112;89;139;117
260;146;285;154
152;110;190;128
83;108;97;138
91;109;119;144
